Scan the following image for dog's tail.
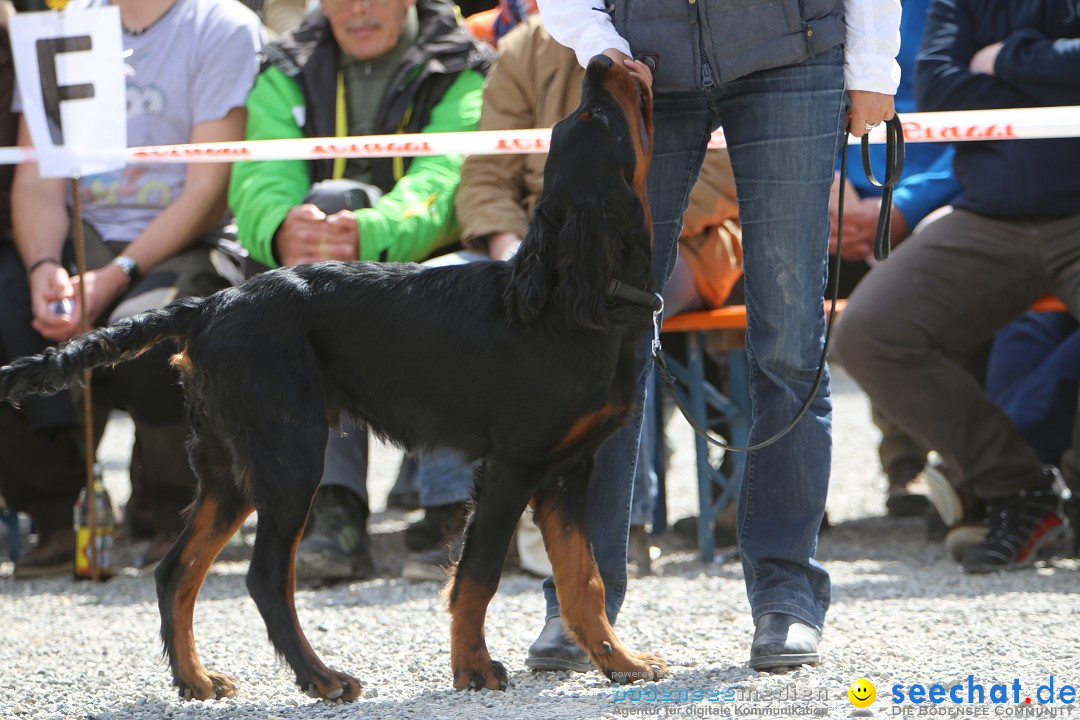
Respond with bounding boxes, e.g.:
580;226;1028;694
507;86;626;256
0;296;207;403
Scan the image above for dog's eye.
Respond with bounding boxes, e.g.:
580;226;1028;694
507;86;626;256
591;108;610;129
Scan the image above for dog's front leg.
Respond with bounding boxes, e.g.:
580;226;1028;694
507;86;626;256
532;467;667;685
447;461;534;690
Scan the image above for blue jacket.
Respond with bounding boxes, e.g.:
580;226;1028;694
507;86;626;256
843;0;960;228
916;0;1080;218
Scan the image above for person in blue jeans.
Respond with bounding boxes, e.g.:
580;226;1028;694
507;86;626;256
532;0;900;670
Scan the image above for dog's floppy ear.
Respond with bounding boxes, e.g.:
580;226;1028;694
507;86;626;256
505;205;557;324
506;197;616;330
550;198;616;330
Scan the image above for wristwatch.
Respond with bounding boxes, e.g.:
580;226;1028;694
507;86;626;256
111;255;140;285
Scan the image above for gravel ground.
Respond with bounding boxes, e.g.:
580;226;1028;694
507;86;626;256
2;366;1078;720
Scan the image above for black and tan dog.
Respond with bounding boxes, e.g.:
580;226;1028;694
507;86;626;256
0;55;665;700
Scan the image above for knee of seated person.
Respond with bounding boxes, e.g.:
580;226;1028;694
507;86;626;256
831;304;916;380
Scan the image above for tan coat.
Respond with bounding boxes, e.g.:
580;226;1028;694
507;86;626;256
455;14;742;307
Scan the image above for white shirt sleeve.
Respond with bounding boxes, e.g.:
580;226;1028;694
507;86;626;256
536;0;631;69
844;0;902;94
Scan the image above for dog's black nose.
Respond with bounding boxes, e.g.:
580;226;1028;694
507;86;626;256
584;54;615;94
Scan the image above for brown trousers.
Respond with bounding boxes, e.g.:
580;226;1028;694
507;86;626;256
834;209;1080;499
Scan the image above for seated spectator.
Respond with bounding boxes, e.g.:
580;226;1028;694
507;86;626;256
833;0;1080;573
828;0;961;518
0;0;263;577
228;0;493;583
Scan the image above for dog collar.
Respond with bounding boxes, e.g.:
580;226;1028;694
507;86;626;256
608;279;663;312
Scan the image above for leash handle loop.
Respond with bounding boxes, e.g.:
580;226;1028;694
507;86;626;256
860;115;905;261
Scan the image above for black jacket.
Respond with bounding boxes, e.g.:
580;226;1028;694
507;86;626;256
916;0;1080;218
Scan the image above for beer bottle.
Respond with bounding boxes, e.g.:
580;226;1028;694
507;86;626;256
73;464;117;581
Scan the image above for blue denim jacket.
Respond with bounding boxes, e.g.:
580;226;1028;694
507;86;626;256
610;0;846;91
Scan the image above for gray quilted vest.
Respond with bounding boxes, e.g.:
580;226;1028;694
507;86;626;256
610;0;846;92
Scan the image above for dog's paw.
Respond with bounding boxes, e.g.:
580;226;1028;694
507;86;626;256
177;670;238;701
453;659;509;691
601;651;667;685
299;669;363;702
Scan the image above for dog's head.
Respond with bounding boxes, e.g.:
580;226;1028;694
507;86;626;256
508;55;654;330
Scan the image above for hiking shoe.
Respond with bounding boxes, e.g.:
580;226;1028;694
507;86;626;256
962;484;1067;573
14;528;74;579
296;486;374;583
404;501;468;553
885;459;932;517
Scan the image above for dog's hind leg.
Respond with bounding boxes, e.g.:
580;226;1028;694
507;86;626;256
155;432;254;700
532;460;667;685
447;459;536;690
245;432;362;702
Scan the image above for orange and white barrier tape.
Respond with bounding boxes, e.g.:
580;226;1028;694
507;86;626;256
1;106;1079;166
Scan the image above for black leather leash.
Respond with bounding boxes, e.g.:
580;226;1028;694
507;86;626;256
864;115;906;262
652;115;905;453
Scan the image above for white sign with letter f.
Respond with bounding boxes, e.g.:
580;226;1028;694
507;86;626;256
10;6;125;178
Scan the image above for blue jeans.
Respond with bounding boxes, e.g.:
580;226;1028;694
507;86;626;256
543;47;845;630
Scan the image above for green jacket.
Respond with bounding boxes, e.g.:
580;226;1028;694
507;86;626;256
229;0;492;267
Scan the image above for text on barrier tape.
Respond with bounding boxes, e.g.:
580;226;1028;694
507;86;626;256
1;106;1079;167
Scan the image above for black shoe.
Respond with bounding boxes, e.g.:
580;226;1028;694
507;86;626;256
404;501;468;553
962;482;1067;573
296;486;374;583
885;459;932;517
748;613;820;670
525;617;593;673
386;490;421;511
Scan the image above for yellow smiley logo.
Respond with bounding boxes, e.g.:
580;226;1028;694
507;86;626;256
848;678;876;708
